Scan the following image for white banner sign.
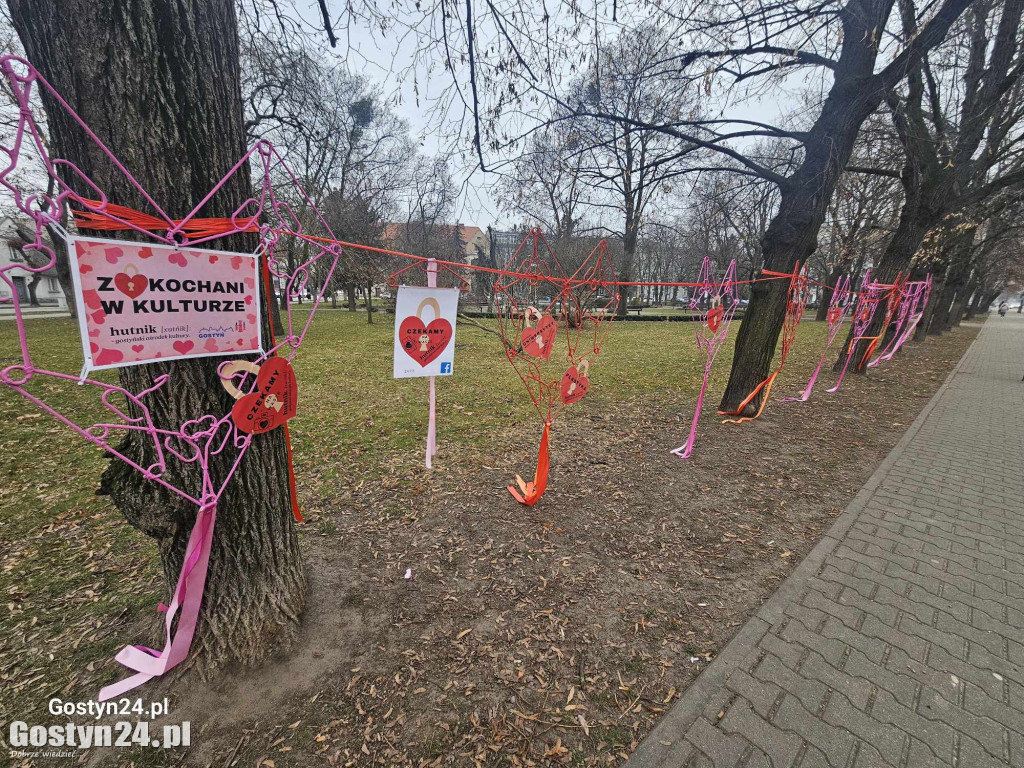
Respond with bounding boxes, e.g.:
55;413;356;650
69;235;261;372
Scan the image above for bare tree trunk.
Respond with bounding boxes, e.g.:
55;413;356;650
616;229;636;318
964;292;979;320
346;282;357;311
11;0;306;676
914;273;941;341
962;278;981;320
950;289;969;327
929;279;956;335
366;282;373;324
721;0;928;411
25;272;41;306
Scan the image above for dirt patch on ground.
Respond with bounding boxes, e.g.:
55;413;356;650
131;326;978;768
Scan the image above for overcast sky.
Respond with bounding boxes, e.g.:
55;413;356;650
298;1;811;232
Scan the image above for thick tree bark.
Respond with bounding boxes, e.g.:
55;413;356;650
11;0;306;676
958;277;979;321
723;19;884;408
721;0;981;410
949;289;969;327
964;285;983;319
932;285;958;333
346;282;357;311
930;235;975;333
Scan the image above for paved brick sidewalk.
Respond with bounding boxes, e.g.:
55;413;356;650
630;315;1024;768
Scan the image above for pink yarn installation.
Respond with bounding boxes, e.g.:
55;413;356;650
0;55;341;700
780;275;854;402
826;270;885;394
671;257;738;459
867;275;932;367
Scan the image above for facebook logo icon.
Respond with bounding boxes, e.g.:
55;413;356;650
440;362;452;374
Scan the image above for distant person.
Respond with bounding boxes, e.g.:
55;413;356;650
998;301;1009;317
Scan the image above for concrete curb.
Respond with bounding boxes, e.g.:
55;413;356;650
626;328;982;767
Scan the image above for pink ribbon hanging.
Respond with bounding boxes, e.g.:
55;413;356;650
426;258;438;468
97;502;218;701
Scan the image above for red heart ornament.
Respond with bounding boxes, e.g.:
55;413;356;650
399;316;453;366
114;268;148;298
560;365;590;405
231;358;298;435
521;315;557;359
828;306;842;324
707;306;724;332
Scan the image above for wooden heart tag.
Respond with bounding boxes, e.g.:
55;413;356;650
221;358;298;435
521;306;557;359
560;359;591;405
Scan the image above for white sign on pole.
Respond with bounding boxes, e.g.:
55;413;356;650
393;285;459;379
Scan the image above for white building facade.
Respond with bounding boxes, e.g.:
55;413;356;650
0;216;67;309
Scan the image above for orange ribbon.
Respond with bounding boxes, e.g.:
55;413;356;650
72;201;259;238
259;247;303;523
508;423;550;506
718;370;780;424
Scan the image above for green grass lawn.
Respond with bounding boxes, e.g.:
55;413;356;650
0;310;830;720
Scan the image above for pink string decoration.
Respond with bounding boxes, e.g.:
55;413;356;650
867;275;932;367
0;55;341;700
671;257;738;459
826;270;885;393
780;275;854;402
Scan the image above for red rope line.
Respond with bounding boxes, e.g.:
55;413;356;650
71;203;902;294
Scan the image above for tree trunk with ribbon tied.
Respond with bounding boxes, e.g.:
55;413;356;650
9;0;306;678
719;0;978;413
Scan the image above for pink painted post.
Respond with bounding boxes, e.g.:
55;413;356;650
426;258;438;468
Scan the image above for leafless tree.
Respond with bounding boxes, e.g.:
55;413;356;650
845;0;1024;356
310;0;978;411
10;0;305;674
